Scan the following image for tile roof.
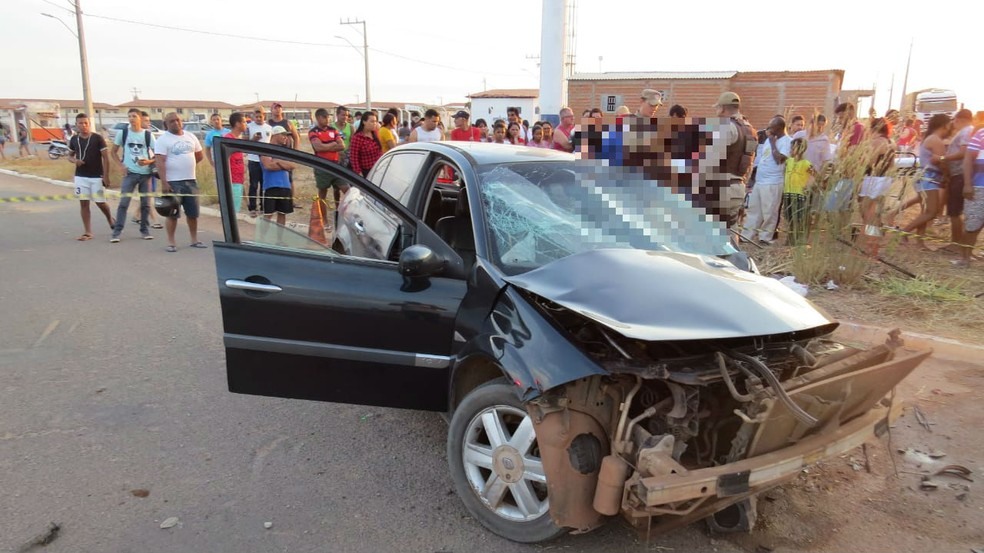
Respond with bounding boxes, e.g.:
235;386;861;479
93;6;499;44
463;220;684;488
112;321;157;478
569;71;738;81
467;89;539;99
117;99;238;109
0;98;116;110
235;100;340;110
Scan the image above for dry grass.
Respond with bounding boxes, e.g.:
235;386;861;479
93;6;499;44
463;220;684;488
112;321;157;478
748;233;984;343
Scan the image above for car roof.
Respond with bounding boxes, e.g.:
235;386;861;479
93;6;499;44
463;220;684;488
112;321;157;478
394;141;573;167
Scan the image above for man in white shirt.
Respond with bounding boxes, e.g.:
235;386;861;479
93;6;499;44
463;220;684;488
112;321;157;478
155;112;204;252
408;109;444;143
742;117;791;244
246;106;273;216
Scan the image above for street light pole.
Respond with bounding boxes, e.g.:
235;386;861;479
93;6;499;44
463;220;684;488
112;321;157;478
340;18;370;113
74;0;94;120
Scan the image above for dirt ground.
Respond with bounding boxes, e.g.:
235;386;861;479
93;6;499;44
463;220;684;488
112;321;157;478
717;354;984;553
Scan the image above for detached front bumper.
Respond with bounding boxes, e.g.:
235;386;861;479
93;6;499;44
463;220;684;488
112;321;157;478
621;346;931;532
631;398;899;509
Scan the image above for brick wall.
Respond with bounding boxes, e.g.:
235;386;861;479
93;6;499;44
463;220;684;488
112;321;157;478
567;70;843;130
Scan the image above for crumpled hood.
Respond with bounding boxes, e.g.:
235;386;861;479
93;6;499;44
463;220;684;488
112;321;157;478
504;249;836;341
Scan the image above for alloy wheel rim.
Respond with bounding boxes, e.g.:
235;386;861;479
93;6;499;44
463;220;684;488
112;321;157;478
462;405;549;522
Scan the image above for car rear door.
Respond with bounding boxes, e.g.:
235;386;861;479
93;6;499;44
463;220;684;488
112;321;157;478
211;139;466;411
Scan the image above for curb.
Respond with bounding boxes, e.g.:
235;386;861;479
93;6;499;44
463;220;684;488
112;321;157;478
833;321;984;363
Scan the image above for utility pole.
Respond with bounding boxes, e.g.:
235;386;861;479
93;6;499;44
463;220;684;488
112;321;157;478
74;0;94;120
887;73;895;111
341;18;371;113
130;87;141;101
899;38;913;113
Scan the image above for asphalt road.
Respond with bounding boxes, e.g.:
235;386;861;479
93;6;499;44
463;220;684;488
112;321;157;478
0;172;728;553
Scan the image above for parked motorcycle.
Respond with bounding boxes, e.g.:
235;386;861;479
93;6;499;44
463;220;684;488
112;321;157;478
47;139;71;160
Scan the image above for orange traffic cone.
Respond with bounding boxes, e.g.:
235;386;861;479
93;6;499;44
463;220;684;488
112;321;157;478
308;198;328;245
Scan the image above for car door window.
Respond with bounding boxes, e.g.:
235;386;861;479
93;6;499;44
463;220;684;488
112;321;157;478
378;152;427;208
367;154;391;187
217;142;411;263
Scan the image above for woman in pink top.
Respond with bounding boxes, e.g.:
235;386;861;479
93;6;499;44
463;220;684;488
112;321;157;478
527;124;552;148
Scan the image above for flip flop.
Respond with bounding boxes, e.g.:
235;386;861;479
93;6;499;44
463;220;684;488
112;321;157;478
189;242;208;249
165;245;177;253
76;233;93;241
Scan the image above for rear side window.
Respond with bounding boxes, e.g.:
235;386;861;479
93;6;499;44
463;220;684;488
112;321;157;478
379;152;427;207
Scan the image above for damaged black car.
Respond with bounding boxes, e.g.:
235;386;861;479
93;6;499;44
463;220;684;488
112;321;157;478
210;138;929;543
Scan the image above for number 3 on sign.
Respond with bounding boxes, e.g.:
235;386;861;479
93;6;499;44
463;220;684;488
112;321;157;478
75;187;81;194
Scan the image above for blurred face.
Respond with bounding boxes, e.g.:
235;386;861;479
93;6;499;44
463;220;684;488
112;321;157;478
639;100;657;117
493;127;506;142
508;111;519;123
454;116;467;129
210;114;222;129
128;111;140;127
542;122;553;140
316;114;329;127
272;105;283;119
254;109;265;123
336;110;348;125
76;117;91;135
560;109;575;126
532;127;543;142
423;115;439;131
364;115;378;132
508;125;520;139
790;119;805;134
165;114;183;134
141;115;151;129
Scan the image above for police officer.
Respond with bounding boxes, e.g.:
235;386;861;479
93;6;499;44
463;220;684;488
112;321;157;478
715;91;757;235
635;89;663;118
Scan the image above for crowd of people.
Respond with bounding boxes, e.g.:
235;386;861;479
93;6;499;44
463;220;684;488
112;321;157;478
733;100;984;268
51;88;984;267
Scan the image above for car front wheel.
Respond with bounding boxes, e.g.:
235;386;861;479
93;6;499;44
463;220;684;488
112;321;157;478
448;379;567;543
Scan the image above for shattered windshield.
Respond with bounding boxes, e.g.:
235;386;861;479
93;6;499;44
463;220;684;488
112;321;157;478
477;160;736;274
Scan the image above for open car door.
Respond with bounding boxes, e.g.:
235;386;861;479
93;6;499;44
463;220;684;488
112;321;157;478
210;138;466;411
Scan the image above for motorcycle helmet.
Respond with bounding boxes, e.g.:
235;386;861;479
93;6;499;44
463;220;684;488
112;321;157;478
154;195;180;218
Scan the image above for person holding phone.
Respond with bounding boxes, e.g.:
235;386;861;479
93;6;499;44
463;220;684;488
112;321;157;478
246;106;273;216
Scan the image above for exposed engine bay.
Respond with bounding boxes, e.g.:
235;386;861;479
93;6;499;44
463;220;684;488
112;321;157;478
524;295;931;536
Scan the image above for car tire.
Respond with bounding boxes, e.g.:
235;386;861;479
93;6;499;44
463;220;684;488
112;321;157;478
448;378;567;543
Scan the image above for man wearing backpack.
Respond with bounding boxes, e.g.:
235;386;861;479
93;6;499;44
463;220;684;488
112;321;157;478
110;108;156;242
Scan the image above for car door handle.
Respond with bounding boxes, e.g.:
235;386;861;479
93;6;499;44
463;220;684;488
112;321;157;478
225;279;283;293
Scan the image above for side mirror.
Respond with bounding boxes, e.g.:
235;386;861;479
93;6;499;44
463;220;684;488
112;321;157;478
399;245;445;278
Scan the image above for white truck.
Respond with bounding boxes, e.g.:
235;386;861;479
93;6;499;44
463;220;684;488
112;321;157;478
913;88;959;126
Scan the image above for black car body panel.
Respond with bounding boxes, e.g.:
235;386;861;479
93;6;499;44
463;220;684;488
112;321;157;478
505;249;837;341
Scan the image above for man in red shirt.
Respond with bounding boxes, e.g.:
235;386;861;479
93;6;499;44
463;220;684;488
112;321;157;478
449;110;481;142
309;107;346;226
223;112;248;212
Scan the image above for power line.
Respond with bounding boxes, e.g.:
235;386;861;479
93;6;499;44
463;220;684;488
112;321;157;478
84;12;348;48
81;11;531;79
40;0;74;14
